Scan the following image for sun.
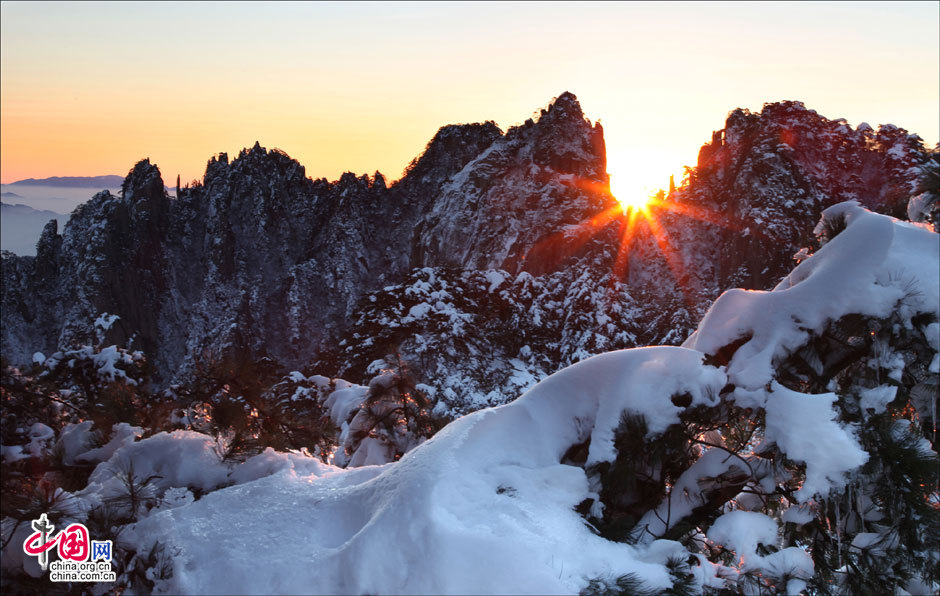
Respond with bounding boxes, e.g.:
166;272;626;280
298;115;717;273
523;160;733;317
525;156;736;314
608;172;657;214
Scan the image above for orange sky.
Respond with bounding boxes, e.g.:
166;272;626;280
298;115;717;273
2;2;938;202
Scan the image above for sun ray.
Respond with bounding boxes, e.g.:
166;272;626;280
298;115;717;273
646;196;739;232
642;208;699;309
612;208;639;279
522;203;624;269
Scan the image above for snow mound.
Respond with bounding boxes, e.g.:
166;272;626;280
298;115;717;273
83;431;231;500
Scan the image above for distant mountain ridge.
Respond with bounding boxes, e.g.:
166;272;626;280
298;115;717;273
6;175;124;188
1;93;931;414
1;202;69;256
1;202;63;215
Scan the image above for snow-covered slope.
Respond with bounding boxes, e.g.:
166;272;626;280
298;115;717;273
119;348;720;595
60;203;936;595
686;201;939;390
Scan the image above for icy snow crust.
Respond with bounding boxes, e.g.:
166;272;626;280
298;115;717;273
84;204;936;594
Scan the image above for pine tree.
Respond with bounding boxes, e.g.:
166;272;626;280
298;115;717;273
338;354;444;466
908;147;940;232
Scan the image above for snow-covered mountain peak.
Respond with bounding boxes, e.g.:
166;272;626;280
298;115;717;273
399;121;503;185
408;92;611;274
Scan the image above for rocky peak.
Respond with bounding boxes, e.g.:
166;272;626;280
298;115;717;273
121;159;165;203
199;143;309;194
410;91;612;274
372;171;387;190
232;142;307;181
536;91;584;124
694;100;925;207
637;99;929;299
36;219;60;252
202;152;230;179
34;219;61;281
508;91;606;182
336;171;370;189
400;121;503;185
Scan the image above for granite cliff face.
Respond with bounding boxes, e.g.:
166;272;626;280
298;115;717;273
412;92;609;273
1;95;930;410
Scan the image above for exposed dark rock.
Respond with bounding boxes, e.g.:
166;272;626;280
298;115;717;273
1;95;929;410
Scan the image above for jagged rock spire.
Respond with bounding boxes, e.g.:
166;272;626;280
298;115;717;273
121;158;165;202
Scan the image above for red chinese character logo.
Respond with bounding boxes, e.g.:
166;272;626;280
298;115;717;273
23;529;59;556
56;523;89;562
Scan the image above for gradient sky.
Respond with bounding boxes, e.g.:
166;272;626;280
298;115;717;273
2;1;938;201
